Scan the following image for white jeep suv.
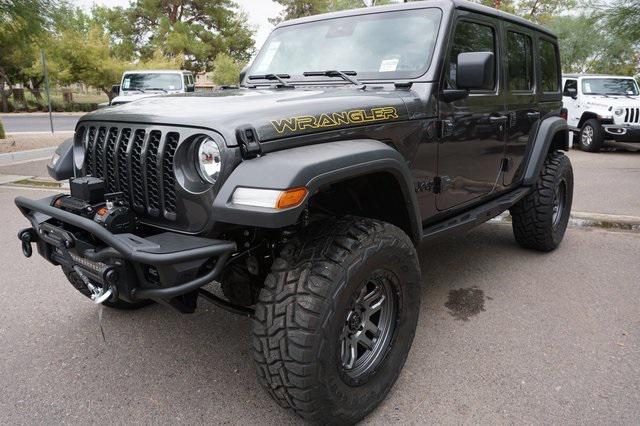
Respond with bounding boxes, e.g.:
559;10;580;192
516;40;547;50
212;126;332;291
562;74;640;152
110;70;196;106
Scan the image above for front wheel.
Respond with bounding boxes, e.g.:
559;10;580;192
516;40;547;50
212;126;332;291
579;119;604;152
251;217;421;424
510;151;573;252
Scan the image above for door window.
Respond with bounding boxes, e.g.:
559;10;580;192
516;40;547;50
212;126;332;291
563;79;577;96
447;21;496;90
539;39;559;92
506;31;533;91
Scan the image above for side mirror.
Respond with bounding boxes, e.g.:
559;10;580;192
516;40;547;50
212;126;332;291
111;85;120;95
456;52;495;91
186;84;195;93
565;87;577;99
239;66;249;86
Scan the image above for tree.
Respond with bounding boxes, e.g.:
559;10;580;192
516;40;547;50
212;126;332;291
547;14;638;76
270;0;396;24
0;0;57;111
97;0;255;73
211;53;246;86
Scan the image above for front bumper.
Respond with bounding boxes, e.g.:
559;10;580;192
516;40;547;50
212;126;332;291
15;195;236;304
603;124;640;142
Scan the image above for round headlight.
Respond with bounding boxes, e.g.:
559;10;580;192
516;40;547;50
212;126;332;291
196;137;222;184
614;108;624;116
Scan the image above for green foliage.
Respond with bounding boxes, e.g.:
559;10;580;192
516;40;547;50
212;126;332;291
270;0;395;24
0;118;5;139
547;14;638;76
211;53;247;86
97;0;255;73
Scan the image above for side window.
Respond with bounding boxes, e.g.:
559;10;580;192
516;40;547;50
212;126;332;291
506;31;533;91
539;39;559;92
447;20;496;90
563;79;577;96
183;75;189;88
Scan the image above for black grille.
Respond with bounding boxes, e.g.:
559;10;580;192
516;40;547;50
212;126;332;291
163;133;179;216
82;125;180;221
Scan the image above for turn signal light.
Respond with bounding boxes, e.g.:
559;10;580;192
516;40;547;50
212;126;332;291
276;188;308;209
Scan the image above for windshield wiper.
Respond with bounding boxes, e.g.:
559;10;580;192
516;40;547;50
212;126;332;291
145;87;168;93
303;70;365;89
248;74;294;88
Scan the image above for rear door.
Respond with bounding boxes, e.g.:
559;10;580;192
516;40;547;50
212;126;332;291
437;13;507;211
502;25;537;186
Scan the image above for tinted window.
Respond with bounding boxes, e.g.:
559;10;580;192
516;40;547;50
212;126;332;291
506;31;533;91
447;21;496;90
539;39;559;92
563;79;577;96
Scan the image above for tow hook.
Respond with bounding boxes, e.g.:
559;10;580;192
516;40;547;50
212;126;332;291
73;265;116;305
18;229;37;258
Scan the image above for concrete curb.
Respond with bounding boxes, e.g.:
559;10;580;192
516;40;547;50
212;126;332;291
0;147;56;166
491;211;640;232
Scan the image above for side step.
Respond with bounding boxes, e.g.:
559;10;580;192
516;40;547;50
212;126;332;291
422;187;530;241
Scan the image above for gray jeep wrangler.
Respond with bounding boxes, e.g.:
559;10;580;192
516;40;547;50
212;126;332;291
16;0;572;423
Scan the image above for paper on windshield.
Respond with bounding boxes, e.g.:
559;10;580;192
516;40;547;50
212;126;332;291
379;58;399;73
123;78;130;89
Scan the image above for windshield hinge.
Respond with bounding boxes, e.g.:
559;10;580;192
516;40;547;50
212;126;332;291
236;126;262;159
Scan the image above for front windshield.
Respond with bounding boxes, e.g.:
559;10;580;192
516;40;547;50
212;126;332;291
122;73;183;92
582;78;639;96
251;8;442;81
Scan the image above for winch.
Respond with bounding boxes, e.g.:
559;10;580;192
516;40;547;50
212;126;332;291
52;176;137;234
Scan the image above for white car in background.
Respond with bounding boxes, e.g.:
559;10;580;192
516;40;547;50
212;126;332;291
562;74;640;152
110;70;195;106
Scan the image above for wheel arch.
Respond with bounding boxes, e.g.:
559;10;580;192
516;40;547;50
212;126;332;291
212;139;422;243
522;116;569;186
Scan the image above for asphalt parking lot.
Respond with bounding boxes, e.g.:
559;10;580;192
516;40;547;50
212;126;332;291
1;185;639;424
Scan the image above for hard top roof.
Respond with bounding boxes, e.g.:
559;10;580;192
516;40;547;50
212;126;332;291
276;0;556;38
563;74;637;79
123;70;192;74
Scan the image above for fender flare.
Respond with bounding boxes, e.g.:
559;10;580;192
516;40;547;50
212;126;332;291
523;116;569;186
212;139;422;242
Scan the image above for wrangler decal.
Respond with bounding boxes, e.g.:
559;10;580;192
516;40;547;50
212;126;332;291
271;106;399;134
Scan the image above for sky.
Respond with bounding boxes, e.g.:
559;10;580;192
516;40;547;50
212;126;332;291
74;0;284;50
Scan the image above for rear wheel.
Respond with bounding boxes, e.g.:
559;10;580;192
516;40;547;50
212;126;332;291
579;119;604;152
63;267;152;310
251;217;421;423
510;151;573;252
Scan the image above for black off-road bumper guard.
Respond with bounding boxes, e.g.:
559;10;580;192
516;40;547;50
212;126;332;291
15;195;236;303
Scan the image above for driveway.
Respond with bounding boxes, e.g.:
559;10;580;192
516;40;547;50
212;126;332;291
1;186;638;424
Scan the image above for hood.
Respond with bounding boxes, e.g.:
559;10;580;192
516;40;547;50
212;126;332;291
583;94;640;109
83;87;414;146
110;91;177;105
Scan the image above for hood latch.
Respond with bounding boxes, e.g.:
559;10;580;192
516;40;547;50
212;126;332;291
236;126;262;159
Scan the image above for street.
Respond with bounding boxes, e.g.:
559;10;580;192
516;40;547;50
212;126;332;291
1;186;639;424
0;113;80;133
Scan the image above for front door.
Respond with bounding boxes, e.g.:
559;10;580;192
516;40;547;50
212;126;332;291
437;14;507;211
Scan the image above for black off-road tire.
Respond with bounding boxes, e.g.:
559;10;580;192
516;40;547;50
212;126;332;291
510;151;573;252
63;267;153;310
579;119;604;152
251;217;421;424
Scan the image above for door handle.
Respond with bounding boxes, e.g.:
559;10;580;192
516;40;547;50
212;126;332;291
527;111;541;119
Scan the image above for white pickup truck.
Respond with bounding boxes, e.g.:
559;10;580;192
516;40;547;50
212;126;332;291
562;74;640;152
110;70;195;106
